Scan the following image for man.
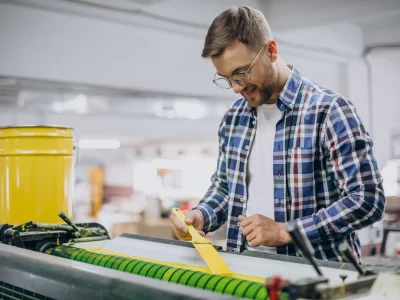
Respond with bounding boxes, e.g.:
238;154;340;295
169;6;386;262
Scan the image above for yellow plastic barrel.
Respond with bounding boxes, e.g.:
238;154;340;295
0;126;75;225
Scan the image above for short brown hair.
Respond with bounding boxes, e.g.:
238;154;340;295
201;6;272;58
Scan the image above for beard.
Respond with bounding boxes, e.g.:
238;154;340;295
241;81;276;106
242;65;278;106
260;84;275;104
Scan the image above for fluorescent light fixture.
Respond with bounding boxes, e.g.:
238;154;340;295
174;100;207;119
50;94;89;115
78;139;120;149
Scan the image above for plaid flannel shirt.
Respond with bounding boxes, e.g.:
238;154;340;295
195;66;386;262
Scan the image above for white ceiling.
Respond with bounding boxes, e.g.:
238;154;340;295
5;0;400;51
1;0;399;109
79;0;400;47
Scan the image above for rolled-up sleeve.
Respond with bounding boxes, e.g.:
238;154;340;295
194;114;230;233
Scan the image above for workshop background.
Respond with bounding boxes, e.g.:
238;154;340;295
1;0;400;256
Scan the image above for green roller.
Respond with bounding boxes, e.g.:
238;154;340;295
46;246;280;300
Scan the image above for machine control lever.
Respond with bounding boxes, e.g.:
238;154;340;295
287;220;323;277
58;212;80;233
339;243;375;277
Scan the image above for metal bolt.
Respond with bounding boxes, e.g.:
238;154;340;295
340;274;348;283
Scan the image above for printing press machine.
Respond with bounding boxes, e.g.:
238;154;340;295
0;126;399;300
0;212;399;300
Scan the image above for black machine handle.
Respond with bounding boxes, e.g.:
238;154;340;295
287;220;323;277
58;212;80;232
338;243;376;277
338;243;365;276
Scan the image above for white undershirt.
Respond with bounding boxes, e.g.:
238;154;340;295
245;103;282;253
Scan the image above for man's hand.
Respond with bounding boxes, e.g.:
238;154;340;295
238;214;291;247
169;209;205;241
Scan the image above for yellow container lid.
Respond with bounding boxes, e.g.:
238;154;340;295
0;125;75;155
0;125;74;138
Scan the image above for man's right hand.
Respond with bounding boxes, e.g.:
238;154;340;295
169;209;205;241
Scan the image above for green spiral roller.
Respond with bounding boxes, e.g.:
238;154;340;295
46;246;275;300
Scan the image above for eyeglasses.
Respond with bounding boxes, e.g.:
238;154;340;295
213;42;267;89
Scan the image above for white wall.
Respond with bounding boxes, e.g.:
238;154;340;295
0;111;221;142
343;50;400;171
0;1;364;146
346;60;370;130
368;50;400;168
0;2;224;98
283;54;346;94
105;162;135;187
0;1;352;99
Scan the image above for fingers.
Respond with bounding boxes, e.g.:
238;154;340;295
238;215;253;227
239;215;254;237
170;214;189;236
246;231;261;247
246;231;256;243
249;237;260;247
171;210;197;233
169;212;206;241
172;229;192;241
170;220;191;240
172;230;205;241
185;214;194;225
242;225;253;237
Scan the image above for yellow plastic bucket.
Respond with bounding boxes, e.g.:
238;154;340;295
0;126;75;225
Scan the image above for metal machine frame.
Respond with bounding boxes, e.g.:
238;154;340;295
0;218;397;300
0;243;238;300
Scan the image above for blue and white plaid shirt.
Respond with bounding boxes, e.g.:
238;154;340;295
195;66;386;262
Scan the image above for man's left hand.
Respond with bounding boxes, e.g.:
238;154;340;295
238;214;292;247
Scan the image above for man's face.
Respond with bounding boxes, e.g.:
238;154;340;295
211;41;278;107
